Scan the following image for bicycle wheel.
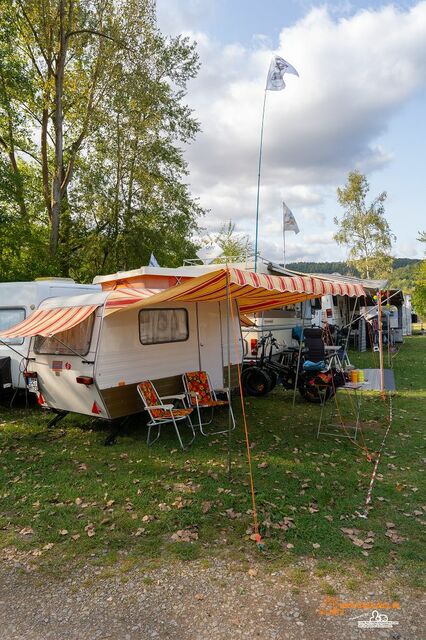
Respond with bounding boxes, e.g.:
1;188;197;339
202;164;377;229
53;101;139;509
265;368;278;391
242;367;272;396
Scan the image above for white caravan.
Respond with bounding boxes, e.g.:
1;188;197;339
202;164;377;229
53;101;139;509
21;268;243;420
0;279;99;392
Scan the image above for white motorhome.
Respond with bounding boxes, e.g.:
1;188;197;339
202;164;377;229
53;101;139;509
0;279;99;392
20;268;243;420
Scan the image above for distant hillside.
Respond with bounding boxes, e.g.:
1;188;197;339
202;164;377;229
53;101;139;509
285;258;420;275
285;259;421;292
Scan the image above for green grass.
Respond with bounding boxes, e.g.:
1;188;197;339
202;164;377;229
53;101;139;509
0;336;425;588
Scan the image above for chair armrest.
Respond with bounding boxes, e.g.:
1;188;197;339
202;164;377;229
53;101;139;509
214;387;230;393
161;394;186;400
144;404;174;411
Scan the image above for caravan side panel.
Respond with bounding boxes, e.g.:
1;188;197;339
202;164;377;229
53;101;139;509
96;302;202;418
220;300;243;388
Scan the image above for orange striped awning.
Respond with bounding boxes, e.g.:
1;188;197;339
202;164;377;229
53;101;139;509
0;305;99;338
107;268;365;315
104;287;162;312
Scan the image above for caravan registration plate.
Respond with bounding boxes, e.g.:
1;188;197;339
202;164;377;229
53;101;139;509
26;378;39;394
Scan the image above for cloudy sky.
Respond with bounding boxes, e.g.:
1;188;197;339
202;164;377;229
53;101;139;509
157;0;426;264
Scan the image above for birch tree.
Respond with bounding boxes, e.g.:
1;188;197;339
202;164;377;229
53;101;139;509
334;171;395;279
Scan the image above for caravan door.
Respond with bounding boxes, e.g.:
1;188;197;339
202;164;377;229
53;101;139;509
197;302;223;388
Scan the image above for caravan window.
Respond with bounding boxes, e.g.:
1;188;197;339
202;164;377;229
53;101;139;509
139;308;189;345
34;313;95;356
0;308;26;345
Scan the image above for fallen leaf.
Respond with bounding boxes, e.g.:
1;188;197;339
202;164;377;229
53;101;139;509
19;527;34;536
351;537;366;547
170;528;198;543
134;528;145;536
312;543;321;549
58;529;68;536
248;568;258;577
142;514;154;523
71;534;80;541
225;508;241;520
202;501;212;514
84;523;95;537
158;502;171;512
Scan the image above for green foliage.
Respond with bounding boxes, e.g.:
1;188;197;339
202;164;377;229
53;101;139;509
388;262;419;293
286;259;420;292
412;261;426;317
334;171;395;279
286;261;359;275
0;0;203;282
207;221;252;263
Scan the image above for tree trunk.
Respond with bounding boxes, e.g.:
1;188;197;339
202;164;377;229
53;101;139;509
0;68;28;220
51;6;65;255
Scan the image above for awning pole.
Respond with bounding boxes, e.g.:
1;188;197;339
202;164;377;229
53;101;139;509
378;290;385;396
344;296;359;358
0;340;26;359
226;267;232;480
292;304;306;408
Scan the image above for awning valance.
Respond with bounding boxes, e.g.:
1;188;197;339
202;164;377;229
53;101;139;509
105;268;365;316
0;305;98;338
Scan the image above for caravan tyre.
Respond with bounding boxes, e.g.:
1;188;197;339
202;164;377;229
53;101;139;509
242;367;272;396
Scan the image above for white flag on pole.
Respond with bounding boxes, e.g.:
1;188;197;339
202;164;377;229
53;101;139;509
266;55;299;91
283;202;300;234
149;252;160;267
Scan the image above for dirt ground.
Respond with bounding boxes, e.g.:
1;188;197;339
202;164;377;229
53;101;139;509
0;557;424;640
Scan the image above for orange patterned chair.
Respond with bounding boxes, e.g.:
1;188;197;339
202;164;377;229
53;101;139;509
137;380;195;450
182;371;235;436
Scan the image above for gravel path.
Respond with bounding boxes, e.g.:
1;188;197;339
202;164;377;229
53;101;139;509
0;558;424;639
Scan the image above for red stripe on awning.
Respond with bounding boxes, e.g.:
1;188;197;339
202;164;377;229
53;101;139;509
0;305;98;338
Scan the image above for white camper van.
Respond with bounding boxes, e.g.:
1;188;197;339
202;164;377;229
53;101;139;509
0;279;100;392
20;268;243;420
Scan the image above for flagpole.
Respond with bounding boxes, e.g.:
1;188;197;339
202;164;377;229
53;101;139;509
254;90;267;273
282;201;286;267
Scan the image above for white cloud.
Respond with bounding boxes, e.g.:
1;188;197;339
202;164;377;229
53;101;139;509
159;2;426;262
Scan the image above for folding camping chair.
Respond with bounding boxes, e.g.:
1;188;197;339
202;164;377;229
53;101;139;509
137;380;196;450
182;371;235;436
303;328;345;371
